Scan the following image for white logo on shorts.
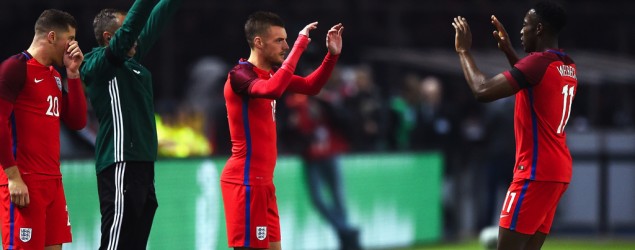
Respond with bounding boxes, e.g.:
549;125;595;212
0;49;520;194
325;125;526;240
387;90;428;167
20;228;32;242
256;226;267;240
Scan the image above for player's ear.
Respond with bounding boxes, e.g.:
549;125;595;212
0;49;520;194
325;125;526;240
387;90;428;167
536;23;544;36
102;32;112;44
47;31;56;44
254;36;263;49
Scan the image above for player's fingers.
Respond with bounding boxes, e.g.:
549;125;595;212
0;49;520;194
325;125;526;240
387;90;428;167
72;47;82;56
24;193;29;207
338;26;344;36
307;21;318;29
453;18;461;31
461;17;471;32
457;17;467;32
493;31;501;41
13;193;23;207
19;194;26;207
492;15;506;32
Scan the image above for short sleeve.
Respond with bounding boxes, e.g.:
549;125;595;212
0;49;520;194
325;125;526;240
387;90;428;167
229;63;258;95
503;53;552;89
0;55;27;103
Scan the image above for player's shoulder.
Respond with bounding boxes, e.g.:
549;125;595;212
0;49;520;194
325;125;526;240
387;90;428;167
521;50;574;65
0;53;29;78
1;52;29;68
229;59;258;84
82;47;107;63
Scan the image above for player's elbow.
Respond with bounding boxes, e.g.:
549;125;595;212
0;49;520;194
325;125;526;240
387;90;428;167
305;88;321;96
64;116;87;130
472;82;498;103
474;92;496;103
253;91;284;100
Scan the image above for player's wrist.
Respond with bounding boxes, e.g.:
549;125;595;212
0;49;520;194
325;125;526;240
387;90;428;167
326;51;340;58
294;35;310;49
3;165;22;180
66;70;80;79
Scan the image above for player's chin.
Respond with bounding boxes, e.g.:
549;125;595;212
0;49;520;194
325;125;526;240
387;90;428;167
56;58;66;68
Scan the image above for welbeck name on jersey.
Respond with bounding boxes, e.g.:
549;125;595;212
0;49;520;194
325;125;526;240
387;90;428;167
557;65;576;79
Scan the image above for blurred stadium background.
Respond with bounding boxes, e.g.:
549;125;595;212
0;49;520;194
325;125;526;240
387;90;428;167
2;0;635;249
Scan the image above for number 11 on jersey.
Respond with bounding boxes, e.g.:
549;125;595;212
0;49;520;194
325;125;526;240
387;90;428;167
557;85;574;134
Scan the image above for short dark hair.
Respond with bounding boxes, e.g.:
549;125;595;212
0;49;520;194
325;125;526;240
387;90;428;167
93;9;127;46
34;9;77;35
533;1;567;33
244;11;285;49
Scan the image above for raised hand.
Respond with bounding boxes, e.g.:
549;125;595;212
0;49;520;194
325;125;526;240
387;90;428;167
299;21;319;42
64;40;84;79
326;23;344;55
452;16;472;53
491;15;513;53
491;15;519;65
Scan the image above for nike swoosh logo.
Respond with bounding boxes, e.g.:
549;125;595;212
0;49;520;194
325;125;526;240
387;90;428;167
34;78;44;83
500;214;509;218
132;70;141;74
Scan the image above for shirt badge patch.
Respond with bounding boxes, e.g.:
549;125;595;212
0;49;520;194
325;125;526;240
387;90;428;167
54;76;62;91
256;226;267;240
20;228;32;242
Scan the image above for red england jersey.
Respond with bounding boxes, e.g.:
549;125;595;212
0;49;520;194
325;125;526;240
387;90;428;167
0;52;86;184
221;42;338;185
222;61;280;186
502;49;577;183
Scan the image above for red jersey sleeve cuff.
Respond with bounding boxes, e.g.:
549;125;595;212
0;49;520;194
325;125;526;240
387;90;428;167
67;78;82;84
502;71;520;91
0;149;16;170
295;35;310;50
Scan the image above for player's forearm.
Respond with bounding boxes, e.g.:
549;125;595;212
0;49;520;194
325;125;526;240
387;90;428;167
249;35;310;98
288;52;339;95
0;99;17;168
110;0;158;59
61;78;87;130
457;51;490;101
502;49;520;66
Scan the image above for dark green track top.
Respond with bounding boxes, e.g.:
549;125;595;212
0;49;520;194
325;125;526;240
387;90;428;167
80;0;181;173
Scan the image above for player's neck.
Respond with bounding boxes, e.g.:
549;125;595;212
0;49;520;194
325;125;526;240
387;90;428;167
247;52;272;71
537;38;559;52
26;38;53;66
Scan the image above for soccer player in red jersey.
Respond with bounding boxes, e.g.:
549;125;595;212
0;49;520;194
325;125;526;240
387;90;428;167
221;11;343;250
452;1;575;249
0;9;87;250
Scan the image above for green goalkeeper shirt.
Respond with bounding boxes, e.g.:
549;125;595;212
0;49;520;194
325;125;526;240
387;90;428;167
80;0;181;173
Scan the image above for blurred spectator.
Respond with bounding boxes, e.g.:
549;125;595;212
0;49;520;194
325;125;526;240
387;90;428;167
476;97;515;230
342;66;384;151
410;76;458;151
387;73;420;150
182;56;231;155
284;78;361;250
